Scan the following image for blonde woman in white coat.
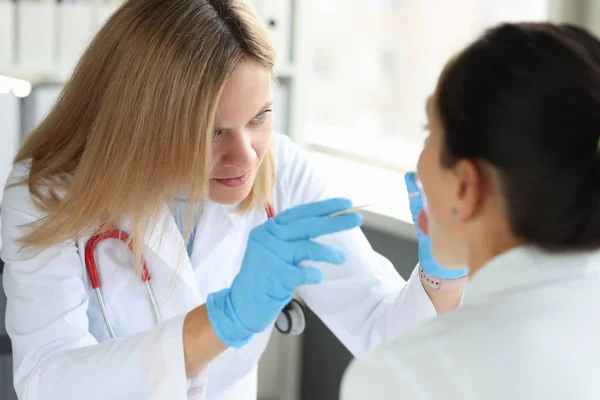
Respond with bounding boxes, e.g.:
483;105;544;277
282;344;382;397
0;1;465;399
342;22;600;400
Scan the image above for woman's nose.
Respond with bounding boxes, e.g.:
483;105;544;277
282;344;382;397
220;131;257;169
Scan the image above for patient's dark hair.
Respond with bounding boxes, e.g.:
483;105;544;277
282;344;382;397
436;22;600;251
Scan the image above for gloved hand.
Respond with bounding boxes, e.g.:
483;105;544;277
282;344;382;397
207;197;362;348
404;172;468;279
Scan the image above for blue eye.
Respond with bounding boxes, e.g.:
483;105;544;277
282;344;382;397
253;112;266;122
252;109;272;123
212;130;222;140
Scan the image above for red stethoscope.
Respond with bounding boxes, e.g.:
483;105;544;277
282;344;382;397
85;203;306;339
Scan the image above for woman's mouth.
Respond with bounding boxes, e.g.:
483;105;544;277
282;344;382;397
213;172;250;188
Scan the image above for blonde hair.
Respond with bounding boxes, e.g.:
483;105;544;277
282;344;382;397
13;0;276;269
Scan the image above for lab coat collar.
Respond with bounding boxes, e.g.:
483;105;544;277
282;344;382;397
209;200;269;229
122;201;242;304
140;200;239;269
189;201;236;266
112;206;203;303
462;245;600;306
114;200;254;303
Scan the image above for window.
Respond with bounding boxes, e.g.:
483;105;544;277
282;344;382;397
302;0;549;232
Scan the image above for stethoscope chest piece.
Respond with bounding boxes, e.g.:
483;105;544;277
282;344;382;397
275;298;306;335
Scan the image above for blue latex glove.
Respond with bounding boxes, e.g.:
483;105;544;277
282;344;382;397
207;197;362;348
404;172;468;279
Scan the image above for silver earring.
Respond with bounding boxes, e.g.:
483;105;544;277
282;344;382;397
451;207;458;218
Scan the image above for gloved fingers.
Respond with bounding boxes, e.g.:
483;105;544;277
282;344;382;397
280;264;324;289
274;198;353;225
404;172;424;224
268;213;362;241
263;237;346;265
285;240;347;265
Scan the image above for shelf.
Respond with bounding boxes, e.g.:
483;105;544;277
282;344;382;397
1;63;297;89
0;67;69;86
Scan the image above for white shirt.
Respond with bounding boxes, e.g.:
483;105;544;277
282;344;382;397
0;133;436;400
341;245;600;400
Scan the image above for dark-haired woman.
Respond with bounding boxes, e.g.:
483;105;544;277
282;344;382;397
342;22;600;400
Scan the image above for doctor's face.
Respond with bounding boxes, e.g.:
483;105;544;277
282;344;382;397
209;59;274;204
416;95;468;268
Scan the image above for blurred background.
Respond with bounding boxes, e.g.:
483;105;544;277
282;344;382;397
1;0;599;399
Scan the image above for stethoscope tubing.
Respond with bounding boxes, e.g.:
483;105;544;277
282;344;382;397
85;230;162;339
84;203;305;339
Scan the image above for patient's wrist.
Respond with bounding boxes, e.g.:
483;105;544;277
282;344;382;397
419;265;467;314
419;265;469;292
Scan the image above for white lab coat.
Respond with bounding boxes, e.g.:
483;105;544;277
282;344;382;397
341;245;600;400
0;133;436;400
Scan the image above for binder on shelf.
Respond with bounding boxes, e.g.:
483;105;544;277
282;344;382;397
92;0;121;32
0;93;20;206
0;1;15;69
17;0;57;73
21;85;63;138
255;0;293;66
57;1;94;71
272;79;289;135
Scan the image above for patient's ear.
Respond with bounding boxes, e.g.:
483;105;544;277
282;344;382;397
453;159;484;221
